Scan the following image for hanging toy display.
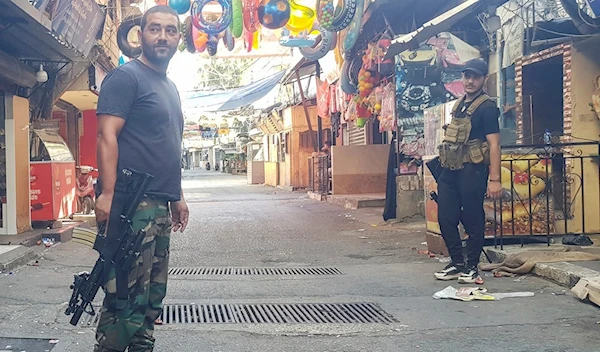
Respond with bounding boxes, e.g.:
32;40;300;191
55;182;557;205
230;0;244;37
243;0;261;33
257;0;291;30
316;0;357;32
191;0;233;35
278;27;316;47
169;0;191;14
299;21;336;61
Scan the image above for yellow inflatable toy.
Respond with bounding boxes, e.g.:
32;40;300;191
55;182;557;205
285;0;315;34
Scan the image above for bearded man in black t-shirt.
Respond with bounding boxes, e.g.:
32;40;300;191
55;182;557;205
433;59;502;284
93;5;188;351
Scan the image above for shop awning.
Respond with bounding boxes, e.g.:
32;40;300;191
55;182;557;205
184;70;286;112
384;0;486;60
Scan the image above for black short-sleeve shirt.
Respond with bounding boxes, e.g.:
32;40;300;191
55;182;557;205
453;96;500;141
96;60;184;201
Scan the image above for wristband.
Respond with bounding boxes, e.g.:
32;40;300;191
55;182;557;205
489;179;500;183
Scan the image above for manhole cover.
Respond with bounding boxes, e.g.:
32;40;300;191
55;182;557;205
0;337;59;351
168;267;345;276
79;302;396;327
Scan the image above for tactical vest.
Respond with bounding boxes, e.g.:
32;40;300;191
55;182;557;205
438;94;491;170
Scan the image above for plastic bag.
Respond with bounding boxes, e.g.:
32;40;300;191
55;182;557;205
379;82;396;133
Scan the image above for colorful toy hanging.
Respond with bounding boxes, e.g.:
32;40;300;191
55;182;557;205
169;0;191;14
299;21;336;61
341;0;364;55
243;0;261;32
257;0;291;30
192;0;233;34
121;0;372;58
285;0;315;33
230;0;244;37
316;0;357;32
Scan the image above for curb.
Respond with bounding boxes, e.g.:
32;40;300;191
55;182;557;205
485;247;600;288
0;246;39;272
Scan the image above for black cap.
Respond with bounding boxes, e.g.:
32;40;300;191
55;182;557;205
462;59;488;76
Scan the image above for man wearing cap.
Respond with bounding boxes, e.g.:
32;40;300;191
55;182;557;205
433;58;502;284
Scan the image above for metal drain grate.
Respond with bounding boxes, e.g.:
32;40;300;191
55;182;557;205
164;303;395;324
168;267;345;276
79;303;396;326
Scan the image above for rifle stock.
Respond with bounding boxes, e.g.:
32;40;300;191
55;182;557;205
65;168;153;326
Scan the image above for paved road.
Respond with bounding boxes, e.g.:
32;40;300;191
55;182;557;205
0;170;598;352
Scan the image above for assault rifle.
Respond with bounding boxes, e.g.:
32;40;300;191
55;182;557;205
65;168;153;326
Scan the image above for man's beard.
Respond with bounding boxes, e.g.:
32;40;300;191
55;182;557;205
142;41;176;66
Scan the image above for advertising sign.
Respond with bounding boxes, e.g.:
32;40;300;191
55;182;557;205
51;0;105;57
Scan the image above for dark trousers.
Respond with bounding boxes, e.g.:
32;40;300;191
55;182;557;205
437;163;489;268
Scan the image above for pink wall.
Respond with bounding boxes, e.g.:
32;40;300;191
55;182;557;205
79;110;98;171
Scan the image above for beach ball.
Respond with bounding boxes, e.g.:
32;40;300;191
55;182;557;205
258;0;290;30
169;0;191;14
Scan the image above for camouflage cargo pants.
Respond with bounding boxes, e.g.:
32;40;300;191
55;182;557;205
94;197;172;352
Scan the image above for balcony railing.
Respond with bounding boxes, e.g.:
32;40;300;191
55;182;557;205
488;141;600;249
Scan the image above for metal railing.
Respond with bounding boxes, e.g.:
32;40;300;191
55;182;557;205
490;141;600;249
308;155;330;195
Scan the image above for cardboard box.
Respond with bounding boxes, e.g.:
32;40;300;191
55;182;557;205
571;277;600;307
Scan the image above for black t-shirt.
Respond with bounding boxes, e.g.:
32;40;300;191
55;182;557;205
453;96;500;141
96;60;184;201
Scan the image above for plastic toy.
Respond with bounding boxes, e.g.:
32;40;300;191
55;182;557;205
191;0;232;35
243;0;261;33
258;0;290;30
168;0;191;14
316;0;357;32
285;0;315;34
299;21;337;61
230;0;243;37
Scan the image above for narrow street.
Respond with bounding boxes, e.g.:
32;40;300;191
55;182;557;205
0;170;598;352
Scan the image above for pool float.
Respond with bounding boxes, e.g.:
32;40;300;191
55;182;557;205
341;0;364;54
299;21;336;61
192;24;209;52
191;0;232;35
230;0;243;37
223;27;235;51
243;0;261;33
285;0;315;34
207;34;219;56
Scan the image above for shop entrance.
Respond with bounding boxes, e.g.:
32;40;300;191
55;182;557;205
521;55;564;144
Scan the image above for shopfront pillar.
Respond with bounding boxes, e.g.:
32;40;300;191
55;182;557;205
3;94;31;235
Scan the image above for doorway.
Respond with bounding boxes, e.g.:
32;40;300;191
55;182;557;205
521;55;564;144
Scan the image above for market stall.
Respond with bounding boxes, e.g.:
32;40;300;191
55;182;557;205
29;128;76;224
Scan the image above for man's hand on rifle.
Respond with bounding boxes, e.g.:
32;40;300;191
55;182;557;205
171;200;189;233
95;193;113;224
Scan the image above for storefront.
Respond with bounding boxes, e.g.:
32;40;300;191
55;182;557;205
29;128;77;224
